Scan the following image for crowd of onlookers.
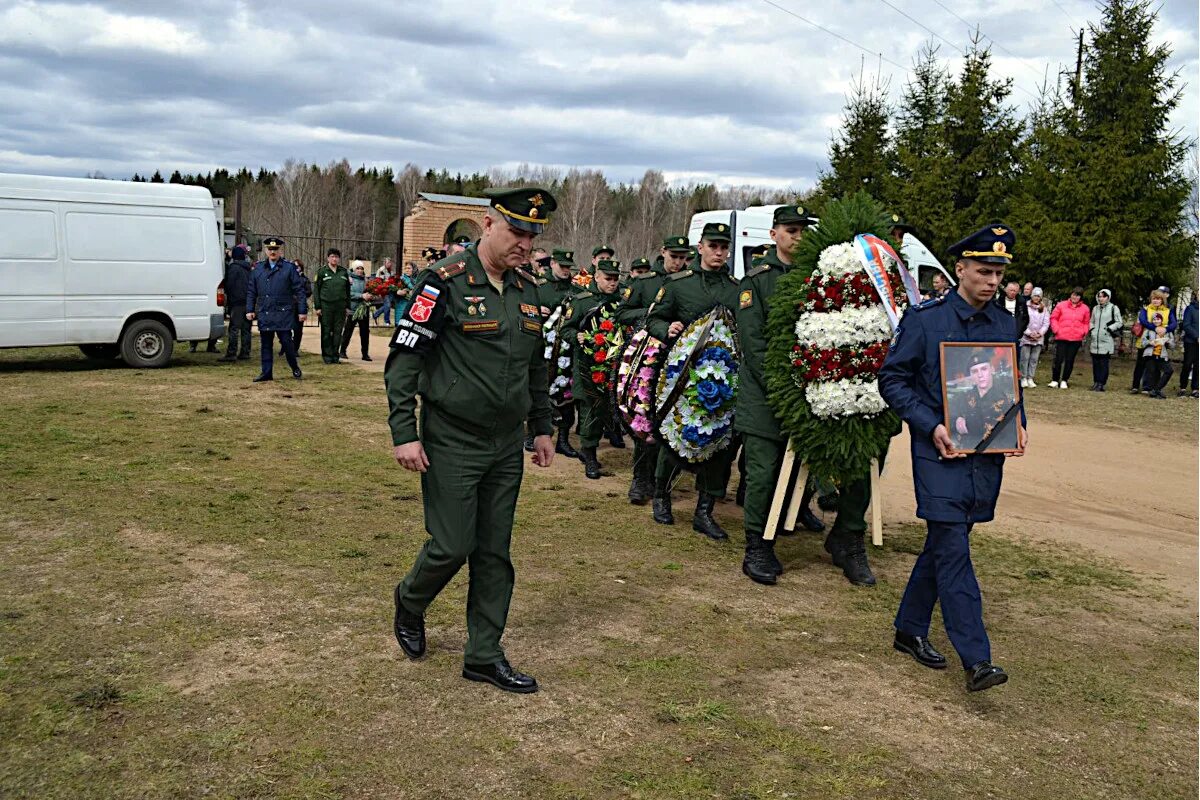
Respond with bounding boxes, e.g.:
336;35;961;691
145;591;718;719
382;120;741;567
991;280;1198;399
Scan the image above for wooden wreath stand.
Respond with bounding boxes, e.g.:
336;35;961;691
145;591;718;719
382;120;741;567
763;442;883;547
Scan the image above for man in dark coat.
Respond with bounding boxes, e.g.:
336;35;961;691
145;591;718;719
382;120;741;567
220;245;253;361
245;237;306;382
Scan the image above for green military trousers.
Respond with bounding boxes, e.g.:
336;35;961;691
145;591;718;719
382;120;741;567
576;393;610;448
397;408;525;665
655;442;735;497
741;433;884;536
319;303;347;361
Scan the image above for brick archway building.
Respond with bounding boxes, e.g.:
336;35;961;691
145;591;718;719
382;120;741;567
401;192;489;265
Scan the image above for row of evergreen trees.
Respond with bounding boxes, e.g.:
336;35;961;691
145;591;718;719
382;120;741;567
815;0;1196;303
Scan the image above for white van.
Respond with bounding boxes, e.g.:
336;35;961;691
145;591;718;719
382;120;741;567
0;173;226;368
687;206;956;292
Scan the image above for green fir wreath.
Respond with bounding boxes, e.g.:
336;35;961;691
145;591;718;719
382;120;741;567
763;192;905;485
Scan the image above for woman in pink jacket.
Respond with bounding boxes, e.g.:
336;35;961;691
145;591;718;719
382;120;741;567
1049;287;1091;389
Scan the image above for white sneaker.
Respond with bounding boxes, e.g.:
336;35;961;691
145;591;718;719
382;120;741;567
1049;381;1059;388
1060;381;1068;389
1029;380;1037;388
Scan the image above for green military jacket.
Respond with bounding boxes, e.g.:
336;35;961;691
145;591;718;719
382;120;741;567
734;245;802;440
312;265;351;310
536;274;576;315
646;267;740;344
560;285;620;389
616;271;668;327
384;249;552;446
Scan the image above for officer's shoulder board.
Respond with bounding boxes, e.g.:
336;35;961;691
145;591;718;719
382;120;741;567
435;261;467;281
744;263;771;279
634;271;657;280
726;273;738;284
573;290;595;299
514;267;540;287
667;269;693;282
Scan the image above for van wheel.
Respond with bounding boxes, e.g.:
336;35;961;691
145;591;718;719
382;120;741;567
120;320;173;368
79;343;120;360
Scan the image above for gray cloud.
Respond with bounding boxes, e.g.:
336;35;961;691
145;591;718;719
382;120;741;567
0;0;1194;191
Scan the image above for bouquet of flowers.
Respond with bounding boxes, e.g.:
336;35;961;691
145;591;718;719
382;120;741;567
576;301;623;396
613;328;665;441
764;192;914;484
365;276;395;306
655;307;739;463
544;304;574;406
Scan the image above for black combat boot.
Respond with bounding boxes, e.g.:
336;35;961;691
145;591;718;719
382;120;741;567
826;531;876;586
742;533;778;585
628;475;650;505
555;427;579;459
581;447;601;480
652;476;674;525
607;429;626;449
692;493;728;540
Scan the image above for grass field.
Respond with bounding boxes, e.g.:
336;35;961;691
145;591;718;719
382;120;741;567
0;344;1195;799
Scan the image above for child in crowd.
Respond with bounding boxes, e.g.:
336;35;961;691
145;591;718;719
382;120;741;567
1140;312;1173;399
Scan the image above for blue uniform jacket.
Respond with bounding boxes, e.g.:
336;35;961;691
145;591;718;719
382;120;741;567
878;291;1023;523
247;259;306;332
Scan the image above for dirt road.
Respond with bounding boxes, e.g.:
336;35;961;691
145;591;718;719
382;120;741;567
311;332;1198;600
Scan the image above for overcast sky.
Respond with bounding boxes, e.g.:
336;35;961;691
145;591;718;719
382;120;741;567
0;0;1196;191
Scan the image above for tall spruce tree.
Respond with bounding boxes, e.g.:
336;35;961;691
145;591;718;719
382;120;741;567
1073;0;1192;302
819;70;893;205
891;44;954;252
938;40;1023;256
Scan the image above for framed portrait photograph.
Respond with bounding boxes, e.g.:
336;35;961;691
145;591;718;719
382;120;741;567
939;342;1022;454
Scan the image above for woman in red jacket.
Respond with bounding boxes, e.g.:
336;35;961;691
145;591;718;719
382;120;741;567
1049;287;1091;389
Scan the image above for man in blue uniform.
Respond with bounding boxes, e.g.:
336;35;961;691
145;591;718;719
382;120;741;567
245;236;307;382
878;223;1027;693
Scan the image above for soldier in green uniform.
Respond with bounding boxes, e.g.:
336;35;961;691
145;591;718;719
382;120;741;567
561;259;622;479
647;222;740;540
536;249;580;458
313;248;351;363
615;236;690;327
386;187;556;694
737;206;875;587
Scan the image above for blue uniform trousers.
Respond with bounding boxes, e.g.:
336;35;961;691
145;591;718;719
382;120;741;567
895;521;991;669
260;329;300;376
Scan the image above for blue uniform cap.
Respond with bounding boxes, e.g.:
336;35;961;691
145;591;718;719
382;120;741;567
946;224;1014;264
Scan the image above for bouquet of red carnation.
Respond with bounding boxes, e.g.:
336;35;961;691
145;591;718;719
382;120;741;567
577;302;623;395
365;276;394;303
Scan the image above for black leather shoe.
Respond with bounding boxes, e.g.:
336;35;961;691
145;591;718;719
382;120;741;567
252;373;273;382
966;661;1009;692
893;631;947;669
692;493;729;541
581;447;601;480
799;506;825;532
392;587;425;660
742;533;778;585
219;354;236;362
323;357;333;364
555;429;579;459
292;368;303;379
339;351;348;360
462;659;538;693
816;491;840;513
607;431;626;449
361;354;372;361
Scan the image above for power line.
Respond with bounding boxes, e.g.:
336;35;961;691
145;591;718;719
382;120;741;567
927;0;1051;84
757;0;908;71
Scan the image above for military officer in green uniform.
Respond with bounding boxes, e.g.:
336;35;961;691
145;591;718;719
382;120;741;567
646;222;740;540
386;187;557;694
313;248;351;363
737;206;875;587
561;259;622;479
